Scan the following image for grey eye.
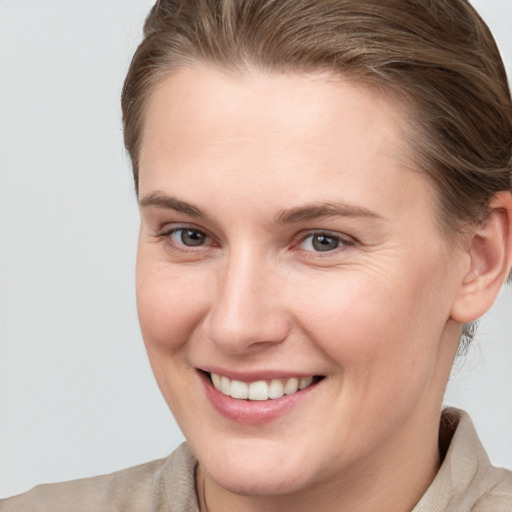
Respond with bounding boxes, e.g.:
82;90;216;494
302;233;342;252
172;228;207;247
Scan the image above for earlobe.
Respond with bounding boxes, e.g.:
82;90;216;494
450;191;512;323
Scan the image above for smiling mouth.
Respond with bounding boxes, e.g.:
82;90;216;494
208;373;323;401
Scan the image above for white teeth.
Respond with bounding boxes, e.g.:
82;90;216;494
248;381;268;400
211;373;221;389
284;377;299;395
230;380;249;399
210;373;315;400
268;379;284;399
221;376;231;395
299;376;314;390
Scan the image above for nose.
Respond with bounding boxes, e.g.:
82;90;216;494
204;248;291;355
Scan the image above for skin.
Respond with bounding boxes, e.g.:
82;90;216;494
135;66;496;512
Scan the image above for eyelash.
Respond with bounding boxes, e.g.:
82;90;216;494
156;226;214;253
155;226;355;255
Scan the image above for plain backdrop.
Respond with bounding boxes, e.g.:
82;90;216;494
0;0;511;499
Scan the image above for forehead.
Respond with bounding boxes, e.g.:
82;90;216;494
145;66;406;140
139;65;435;222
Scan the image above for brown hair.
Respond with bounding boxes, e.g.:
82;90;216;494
122;0;511;223
121;0;512;336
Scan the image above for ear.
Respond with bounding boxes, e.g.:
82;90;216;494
450;191;512;323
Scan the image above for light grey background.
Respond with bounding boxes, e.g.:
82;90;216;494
0;0;511;499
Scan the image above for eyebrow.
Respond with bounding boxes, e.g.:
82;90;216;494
139;192;205;218
275;203;384;223
139;192;384;224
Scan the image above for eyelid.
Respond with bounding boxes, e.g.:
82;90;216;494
154;224;216;250
155;221;207;237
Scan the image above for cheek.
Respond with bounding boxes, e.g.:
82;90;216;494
295;264;451;377
135;252;210;356
294;271;451;441
135;253;213;418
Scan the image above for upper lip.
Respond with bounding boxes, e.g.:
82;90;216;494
198;367;322;382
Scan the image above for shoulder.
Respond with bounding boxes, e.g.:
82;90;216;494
474;469;512;512
0;443;198;512
414;408;512;512
445;408;512;512
0;459;166;512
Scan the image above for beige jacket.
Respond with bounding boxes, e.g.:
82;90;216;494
2;408;511;511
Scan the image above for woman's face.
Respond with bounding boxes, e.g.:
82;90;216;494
136;66;465;497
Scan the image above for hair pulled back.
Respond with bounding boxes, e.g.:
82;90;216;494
122;0;512;310
122;0;512;234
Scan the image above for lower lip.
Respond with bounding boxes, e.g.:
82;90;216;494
200;372;320;425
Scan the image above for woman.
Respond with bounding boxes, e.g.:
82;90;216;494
2;0;511;510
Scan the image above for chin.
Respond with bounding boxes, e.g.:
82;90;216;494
193;436;327;497
210;464;311;497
